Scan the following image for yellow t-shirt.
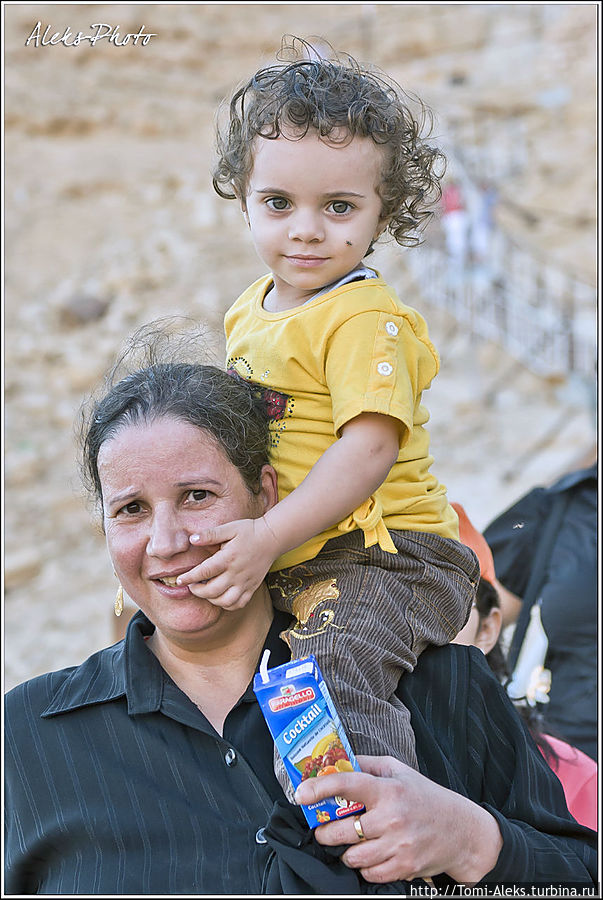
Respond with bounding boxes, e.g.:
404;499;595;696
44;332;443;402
225;272;459;569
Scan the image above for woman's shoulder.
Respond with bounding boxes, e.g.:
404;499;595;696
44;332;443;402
5;641;126;724
404;641;493;690
6;667;76;714
398;643;509;739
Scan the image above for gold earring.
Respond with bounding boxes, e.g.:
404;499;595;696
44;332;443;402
114;581;124;617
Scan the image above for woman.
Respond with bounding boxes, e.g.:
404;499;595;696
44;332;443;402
5;360;596;894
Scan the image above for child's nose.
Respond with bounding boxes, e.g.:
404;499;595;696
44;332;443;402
288;210;324;243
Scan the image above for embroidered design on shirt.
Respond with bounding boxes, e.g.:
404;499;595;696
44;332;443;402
227;363;294;446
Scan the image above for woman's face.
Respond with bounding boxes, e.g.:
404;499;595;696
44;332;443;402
98;415;277;647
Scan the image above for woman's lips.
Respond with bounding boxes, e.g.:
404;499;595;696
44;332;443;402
152;577;195;600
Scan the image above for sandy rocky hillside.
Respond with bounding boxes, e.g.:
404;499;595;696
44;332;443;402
3;4;597;690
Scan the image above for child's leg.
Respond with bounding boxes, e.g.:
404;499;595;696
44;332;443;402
267;529;478;798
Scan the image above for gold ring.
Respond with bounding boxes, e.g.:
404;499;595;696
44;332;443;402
353;815;366;841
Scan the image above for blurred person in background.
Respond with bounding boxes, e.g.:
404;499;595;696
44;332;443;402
440;178;468;272
468;179;497;267
452;502;598;832
482;465;597;762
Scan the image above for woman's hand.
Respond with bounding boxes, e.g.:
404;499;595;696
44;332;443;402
294;755;503;886
176;516;280;609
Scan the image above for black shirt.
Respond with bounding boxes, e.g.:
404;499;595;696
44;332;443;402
484;464;597;758
4;611;596;894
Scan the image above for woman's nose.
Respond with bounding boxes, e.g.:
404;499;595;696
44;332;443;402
288;210;324;243
146;506;191;558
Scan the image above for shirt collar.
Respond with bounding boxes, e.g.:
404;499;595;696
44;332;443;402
304;265;378;303
42;612;165;718
41;610;293;718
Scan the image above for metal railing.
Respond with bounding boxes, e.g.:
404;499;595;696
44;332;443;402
399;135;597;382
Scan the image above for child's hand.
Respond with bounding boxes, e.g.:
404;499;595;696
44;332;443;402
176;517;281;610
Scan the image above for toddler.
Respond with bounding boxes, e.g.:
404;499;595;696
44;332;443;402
179;39;479;786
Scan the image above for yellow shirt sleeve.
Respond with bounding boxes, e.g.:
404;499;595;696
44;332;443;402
325;308;439;443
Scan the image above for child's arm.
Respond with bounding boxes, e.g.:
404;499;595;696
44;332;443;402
177;412;401;608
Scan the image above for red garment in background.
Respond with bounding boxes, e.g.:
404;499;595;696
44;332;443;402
451;502;496;585
442;183;465;214
542;734;598;831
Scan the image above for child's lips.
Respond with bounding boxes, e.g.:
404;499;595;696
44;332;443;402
285;255;329;267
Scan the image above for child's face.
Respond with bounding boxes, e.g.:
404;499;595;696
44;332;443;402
243;128;388;308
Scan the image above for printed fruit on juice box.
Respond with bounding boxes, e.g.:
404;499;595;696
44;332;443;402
312;732;340;758
317;765;339;777
295;755;313;773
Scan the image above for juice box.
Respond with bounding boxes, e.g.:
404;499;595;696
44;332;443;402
253;653;364;828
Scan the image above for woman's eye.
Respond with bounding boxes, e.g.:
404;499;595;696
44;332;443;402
329;200;352;215
266;197;289;211
187;489;210;502
121;501;141;515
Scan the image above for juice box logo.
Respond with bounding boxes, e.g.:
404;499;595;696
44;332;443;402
268;686;316;712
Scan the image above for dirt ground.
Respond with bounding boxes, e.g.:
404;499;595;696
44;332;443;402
3;4;597;690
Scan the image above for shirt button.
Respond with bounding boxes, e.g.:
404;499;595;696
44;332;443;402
385;321;399;336
224;748;237;767
255;827;267;844
377;361;393;376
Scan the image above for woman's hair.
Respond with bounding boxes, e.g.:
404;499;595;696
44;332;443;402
78;322;271;511
476;577;559;764
474;578;508;681
212;36;446;251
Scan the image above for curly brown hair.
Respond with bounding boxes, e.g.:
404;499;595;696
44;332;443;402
212;37;446;250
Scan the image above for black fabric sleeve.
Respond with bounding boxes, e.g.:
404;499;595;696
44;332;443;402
459;648;596;884
398;646;596;886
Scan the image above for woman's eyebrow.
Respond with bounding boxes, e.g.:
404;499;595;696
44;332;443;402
106;488;139;506
175;478;223;488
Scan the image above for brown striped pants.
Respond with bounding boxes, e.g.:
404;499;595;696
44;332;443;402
267;529;479;773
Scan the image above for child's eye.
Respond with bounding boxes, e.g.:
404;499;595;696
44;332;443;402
266;197;290;211
329;200;353;215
